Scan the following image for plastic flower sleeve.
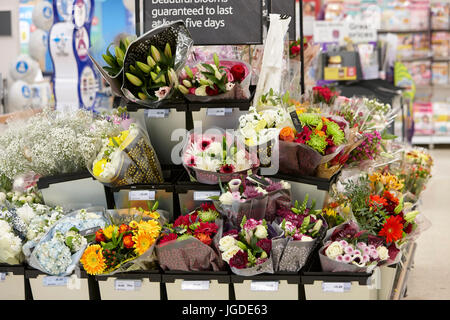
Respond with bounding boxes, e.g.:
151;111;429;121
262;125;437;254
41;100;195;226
88;33;136;98
88;123;164;187
121;21;194;107
95;209;170;276
230;255;275;276
155;218;226;272
26;207;108;276
213;196;269;228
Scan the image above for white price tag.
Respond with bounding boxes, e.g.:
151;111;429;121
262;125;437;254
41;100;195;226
193;191;221;201
322;282;351;293
43;276;69;287
129;190;156;201
114;279;142;291
0;273;6;281
207;108;232;116
146;109;170;118
181;280;210;291
250;281;279;292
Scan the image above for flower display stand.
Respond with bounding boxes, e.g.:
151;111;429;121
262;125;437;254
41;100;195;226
175;171;222;215
0;264;26;300
37;171;108;209
96;271;161;300
25;268;93;300
231;273;302;300
105;166;183;221
162;271;230;300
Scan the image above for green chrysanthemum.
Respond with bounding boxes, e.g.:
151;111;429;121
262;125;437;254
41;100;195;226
326;121;345;145
306;133;328;154
298;113;321;127
198;209;219;222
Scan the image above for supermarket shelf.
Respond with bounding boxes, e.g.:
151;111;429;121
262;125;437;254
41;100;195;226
378;29;429;34
412;135;450;145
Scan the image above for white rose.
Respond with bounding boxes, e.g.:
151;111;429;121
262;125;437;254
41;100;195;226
325;242;344;260
280;181;291;190
0;192;6;203
221;246;242;263
300;235;314;242
219;192;234;205
376;246;389;261
254;225;268;239
219;236;237;252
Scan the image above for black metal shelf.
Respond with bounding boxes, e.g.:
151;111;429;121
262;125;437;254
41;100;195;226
36;170;94;190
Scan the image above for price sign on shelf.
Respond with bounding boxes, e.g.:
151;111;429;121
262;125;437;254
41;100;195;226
129;190;156;201
114;279;142;291
322;282;351;293
146;109;170;118
181;280;210;291
43;276;69;287
193;191;221;201
250;281;279;292
206;108;233;117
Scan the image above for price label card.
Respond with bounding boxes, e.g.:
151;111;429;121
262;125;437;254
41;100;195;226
0;273;6;281
193;191;221;201
206;108;233;116
181;280;210;291
322;282;351;293
146;109;170;118
250;281;279;292
43;276;69;287
129;190;156;201
114;279;142;291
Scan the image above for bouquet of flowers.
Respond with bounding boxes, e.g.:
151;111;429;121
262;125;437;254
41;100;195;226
0;219;23;265
91;21;194;107
218;216;277;276
271;195;327;272
278;113;349;176
156;204;225;272
178;53;252;102
182;129;259;185
319;221;399;273
89;122;164;187
311;86;338;106
27;208;107;276
81;208;166;275
212;176;291;227
0;108;122;181
398;148;433;200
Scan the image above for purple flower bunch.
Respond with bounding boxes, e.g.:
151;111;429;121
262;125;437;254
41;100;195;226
349;130;382;162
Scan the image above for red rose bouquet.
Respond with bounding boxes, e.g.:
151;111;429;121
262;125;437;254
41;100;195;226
178;53;252;102
155;204;226;272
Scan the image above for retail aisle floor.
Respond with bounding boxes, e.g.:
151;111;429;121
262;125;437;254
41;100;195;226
404;148;450;300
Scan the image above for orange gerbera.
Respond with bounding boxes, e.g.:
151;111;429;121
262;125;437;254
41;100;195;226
379;216;404;243
80;245;106;275
369;194;388;208
383;191;399;205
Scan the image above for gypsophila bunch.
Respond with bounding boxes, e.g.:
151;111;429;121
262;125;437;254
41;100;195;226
0;108;122;180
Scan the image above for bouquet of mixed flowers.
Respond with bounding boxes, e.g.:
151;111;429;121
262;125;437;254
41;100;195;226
81;207;166;275
311;86;338;106
398;148;433;200
182;129;259;184
156;203;225;272
270;195;327;272
26;208;107;276
178;53;252;102
218;216;277;276
212;176;291;227
278;113;349;176
319;221;399;273
89;122;164;187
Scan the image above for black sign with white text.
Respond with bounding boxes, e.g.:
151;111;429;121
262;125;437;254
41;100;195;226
144;0;264;45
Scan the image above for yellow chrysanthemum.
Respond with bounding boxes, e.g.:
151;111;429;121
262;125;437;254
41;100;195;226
103;225;118;240
129;220;139;229
132;231;155;256
323;208;337;217
136;220;161;238
93;158;108;177
108;130;130;147
80;245;106;275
